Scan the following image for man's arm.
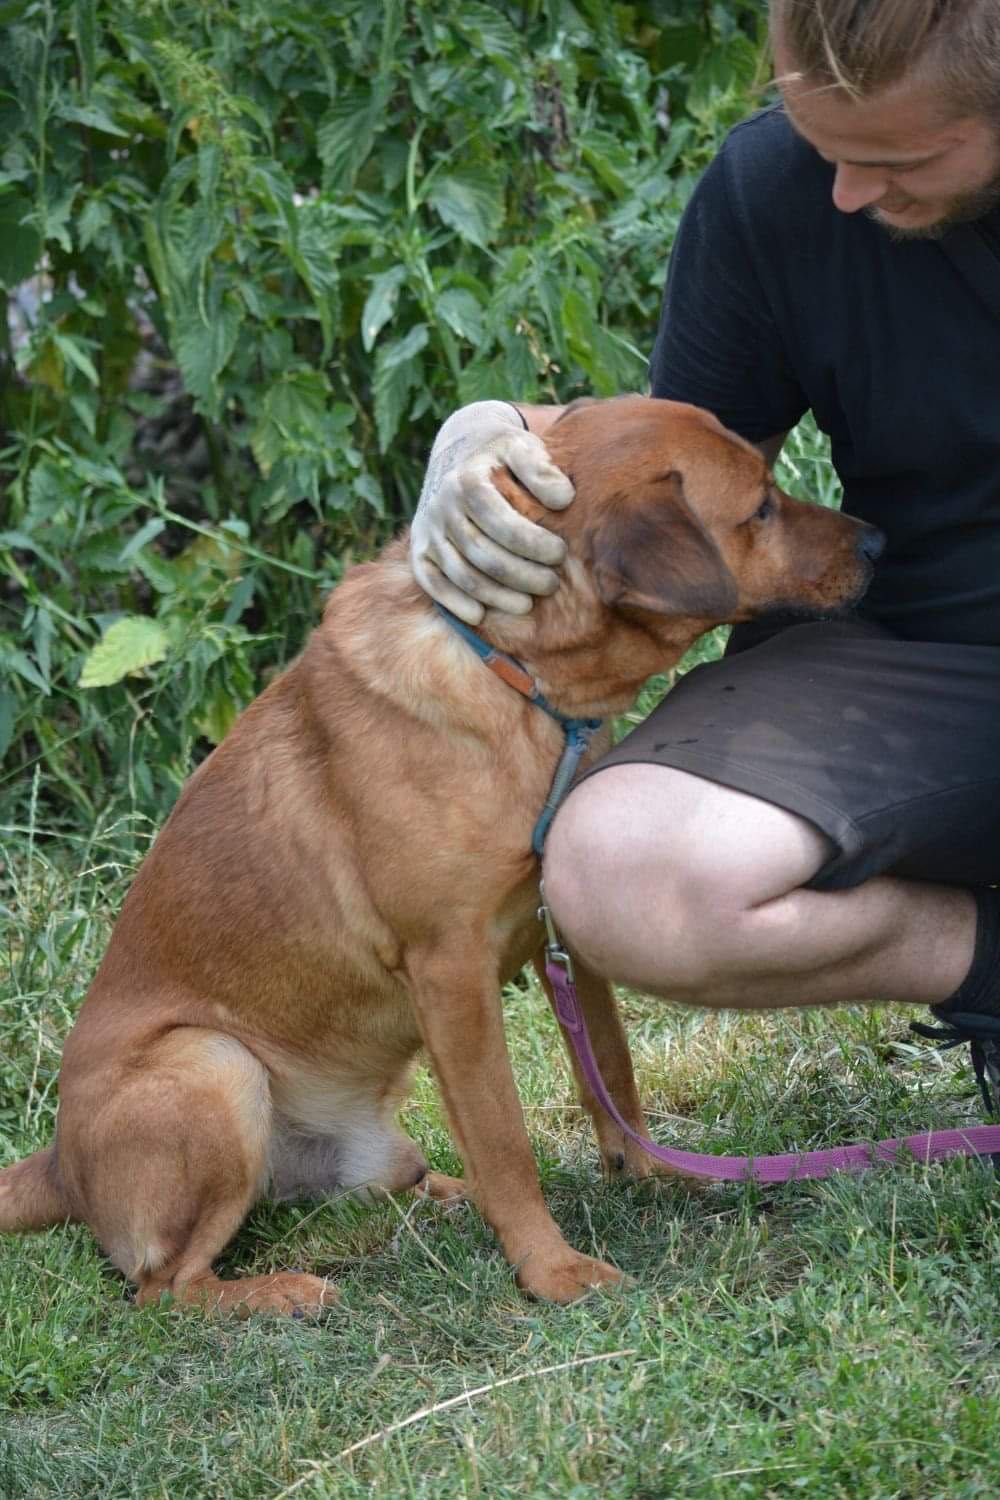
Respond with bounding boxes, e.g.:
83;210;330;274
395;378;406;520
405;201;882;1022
648;133;806;446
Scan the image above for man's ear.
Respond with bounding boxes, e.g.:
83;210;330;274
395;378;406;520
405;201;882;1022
590;471;738;618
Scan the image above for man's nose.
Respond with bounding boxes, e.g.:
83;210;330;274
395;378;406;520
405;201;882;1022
831;162;888;214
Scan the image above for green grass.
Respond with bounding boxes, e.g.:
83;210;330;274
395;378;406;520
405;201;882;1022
2;419;997;1498
2;806;998;1499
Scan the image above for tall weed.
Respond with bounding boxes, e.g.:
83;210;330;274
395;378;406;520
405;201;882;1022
0;0;771;833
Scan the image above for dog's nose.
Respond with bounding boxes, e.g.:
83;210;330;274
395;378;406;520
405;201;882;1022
856;525;886;563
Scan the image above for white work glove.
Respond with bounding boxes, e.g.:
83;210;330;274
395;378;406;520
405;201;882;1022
411;400;575;624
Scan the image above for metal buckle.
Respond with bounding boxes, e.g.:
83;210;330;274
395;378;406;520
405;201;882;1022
537;881;575;981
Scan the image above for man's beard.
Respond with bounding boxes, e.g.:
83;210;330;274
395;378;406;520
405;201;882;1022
868;171;1000;241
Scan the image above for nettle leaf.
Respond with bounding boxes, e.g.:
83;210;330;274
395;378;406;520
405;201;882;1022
454;4;521;71
119;517;166;564
362;265;407;353
79;616;169;688
43;184;79;254
56;101;130;138
2;648;49;695
373;323;429;453
686;34;760;123
252;160;297;240
0;189;41;289
197;142;222;204
0;688;14;763
135;549;182;595
27;459;72;517
353;471;385;516
318;86;379;192
560;286;646;396
436;288;485;346
76;533;131;573
70;391;97;435
33;608;53;691
502;330;539;400
77;195;112;250
289;201;342;357
74;0;97;98
1;529;65;579
54;332;100;387
173;291;243;418
250;369;333;477
193;680;239;745
580;130;634;199
426;167;504;250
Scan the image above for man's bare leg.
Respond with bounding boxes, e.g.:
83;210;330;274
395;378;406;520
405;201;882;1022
543;765;976;1010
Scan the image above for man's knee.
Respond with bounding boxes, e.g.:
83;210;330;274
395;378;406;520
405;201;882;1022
542;763;830;995
542;769;721;992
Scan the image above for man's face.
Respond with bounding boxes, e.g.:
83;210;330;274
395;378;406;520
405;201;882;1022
774;38;1000;239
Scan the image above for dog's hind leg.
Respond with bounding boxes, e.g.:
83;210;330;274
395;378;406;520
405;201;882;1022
60;1027;333;1316
532;951;675;1182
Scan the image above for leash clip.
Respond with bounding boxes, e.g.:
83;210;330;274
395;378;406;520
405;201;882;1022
538;883;575;982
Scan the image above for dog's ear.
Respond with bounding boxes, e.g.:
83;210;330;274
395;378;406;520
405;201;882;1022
590;471;738;618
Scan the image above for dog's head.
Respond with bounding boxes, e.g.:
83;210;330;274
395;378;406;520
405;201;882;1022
488;396;883;712
546;395;881;623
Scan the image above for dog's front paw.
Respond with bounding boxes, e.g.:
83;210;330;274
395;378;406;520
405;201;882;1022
516;1248;625;1304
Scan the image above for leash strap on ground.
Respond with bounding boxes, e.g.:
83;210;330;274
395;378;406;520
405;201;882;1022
544;944;1000;1182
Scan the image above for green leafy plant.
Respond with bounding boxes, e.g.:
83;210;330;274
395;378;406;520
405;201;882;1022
0;0;772;833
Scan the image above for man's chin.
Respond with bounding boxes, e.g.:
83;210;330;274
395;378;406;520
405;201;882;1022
871;208;958;242
867;181;1000;242
868;207;948;242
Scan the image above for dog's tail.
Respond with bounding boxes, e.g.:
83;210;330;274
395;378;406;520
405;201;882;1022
0;1147;71;1232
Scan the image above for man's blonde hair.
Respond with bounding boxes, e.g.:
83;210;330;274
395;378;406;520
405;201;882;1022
770;0;1000;117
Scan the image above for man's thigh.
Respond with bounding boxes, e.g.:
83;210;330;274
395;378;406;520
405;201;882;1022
555;761;832;907
579;618;1000;890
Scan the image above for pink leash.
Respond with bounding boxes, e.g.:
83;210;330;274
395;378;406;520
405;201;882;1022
541;903;1000;1183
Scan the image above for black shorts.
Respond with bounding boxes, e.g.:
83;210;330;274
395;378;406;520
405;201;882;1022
581;618;1000;891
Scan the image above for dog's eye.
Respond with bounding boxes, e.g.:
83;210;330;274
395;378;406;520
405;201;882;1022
755;495;774;522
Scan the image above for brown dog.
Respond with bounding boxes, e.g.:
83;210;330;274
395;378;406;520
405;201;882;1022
0;397;883;1312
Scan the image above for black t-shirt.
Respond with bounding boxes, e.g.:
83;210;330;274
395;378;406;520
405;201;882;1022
649;105;1000;646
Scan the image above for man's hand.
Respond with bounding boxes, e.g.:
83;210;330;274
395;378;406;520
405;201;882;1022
411;400;574;624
